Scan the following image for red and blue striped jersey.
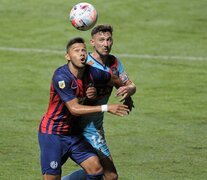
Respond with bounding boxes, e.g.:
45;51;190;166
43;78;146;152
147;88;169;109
39;64;111;135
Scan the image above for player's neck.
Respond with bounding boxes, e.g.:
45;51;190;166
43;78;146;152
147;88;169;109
91;52;107;65
68;63;85;79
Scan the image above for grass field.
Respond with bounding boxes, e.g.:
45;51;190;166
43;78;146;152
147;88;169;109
0;0;207;179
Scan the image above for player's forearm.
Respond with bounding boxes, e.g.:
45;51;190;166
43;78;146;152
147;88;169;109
127;82;136;96
123;80;137;96
65;99;129;117
116;80;136;98
68;104;102;116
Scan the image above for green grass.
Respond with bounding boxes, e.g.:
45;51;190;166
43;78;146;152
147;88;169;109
0;0;207;179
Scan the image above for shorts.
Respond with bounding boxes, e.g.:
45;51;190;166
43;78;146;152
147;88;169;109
82;126;111;158
38;132;97;175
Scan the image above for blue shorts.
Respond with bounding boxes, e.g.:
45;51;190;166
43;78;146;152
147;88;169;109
38;132;97;175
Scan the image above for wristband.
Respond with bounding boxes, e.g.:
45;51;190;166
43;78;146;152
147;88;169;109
101;105;108;112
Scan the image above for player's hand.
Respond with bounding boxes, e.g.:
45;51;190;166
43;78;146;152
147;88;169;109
123;96;135;113
86;87;97;99
116;86;130;101
108;104;129;116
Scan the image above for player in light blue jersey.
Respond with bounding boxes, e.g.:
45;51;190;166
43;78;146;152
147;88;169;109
62;25;136;180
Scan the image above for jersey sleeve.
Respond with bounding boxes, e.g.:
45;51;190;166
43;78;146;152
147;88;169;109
52;74;76;102
117;58;129;84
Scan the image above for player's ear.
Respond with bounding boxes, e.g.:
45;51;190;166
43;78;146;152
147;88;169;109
65;53;71;61
90;38;95;46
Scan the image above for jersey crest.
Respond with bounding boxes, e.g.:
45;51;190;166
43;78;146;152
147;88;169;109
58;80;65;89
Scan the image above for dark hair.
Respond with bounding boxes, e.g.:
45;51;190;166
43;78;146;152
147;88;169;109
91;24;113;36
66;37;85;52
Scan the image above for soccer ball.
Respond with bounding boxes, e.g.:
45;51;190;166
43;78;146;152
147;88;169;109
69;2;98;31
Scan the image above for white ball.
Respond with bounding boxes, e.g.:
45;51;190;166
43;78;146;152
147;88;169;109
69;2;98;31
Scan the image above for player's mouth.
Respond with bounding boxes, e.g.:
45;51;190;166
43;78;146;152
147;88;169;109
103;49;109;53
80;58;86;64
103;48;110;53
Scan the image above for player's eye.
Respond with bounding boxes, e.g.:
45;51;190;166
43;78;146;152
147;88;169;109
99;38;105;42
74;49;79;52
81;49;87;53
107;38;112;42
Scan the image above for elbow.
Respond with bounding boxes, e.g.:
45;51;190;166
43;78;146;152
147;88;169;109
131;83;137;95
134;85;137;94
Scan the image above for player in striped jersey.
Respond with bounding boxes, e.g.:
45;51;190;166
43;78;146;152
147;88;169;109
38;37;129;180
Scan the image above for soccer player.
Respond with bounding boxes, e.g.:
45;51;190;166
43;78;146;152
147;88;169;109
62;25;136;180
38;37;129;180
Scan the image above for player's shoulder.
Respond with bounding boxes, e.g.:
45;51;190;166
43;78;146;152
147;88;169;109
54;64;71;75
53;64;74;82
107;54;120;67
54;64;68;74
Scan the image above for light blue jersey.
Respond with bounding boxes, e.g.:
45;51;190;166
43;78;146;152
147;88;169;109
78;53;129;158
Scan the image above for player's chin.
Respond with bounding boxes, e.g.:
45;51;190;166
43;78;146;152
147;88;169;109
78;63;86;69
102;51;110;56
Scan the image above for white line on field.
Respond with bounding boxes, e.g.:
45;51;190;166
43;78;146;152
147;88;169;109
0;47;206;61
0;47;63;54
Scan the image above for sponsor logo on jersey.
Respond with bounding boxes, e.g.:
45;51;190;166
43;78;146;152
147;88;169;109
87;60;94;66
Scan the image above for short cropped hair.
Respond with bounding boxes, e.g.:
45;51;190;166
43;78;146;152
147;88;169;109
66;37;85;52
91;24;113;36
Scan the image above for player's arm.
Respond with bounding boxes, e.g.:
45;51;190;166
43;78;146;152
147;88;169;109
107;73;124;88
116;79;136;112
65;98;129;117
113;59;136;100
53;73;129;116
110;59;136;113
116;79;136;100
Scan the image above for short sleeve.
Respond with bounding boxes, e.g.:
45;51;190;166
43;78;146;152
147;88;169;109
52;74;76;102
117;59;129;83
